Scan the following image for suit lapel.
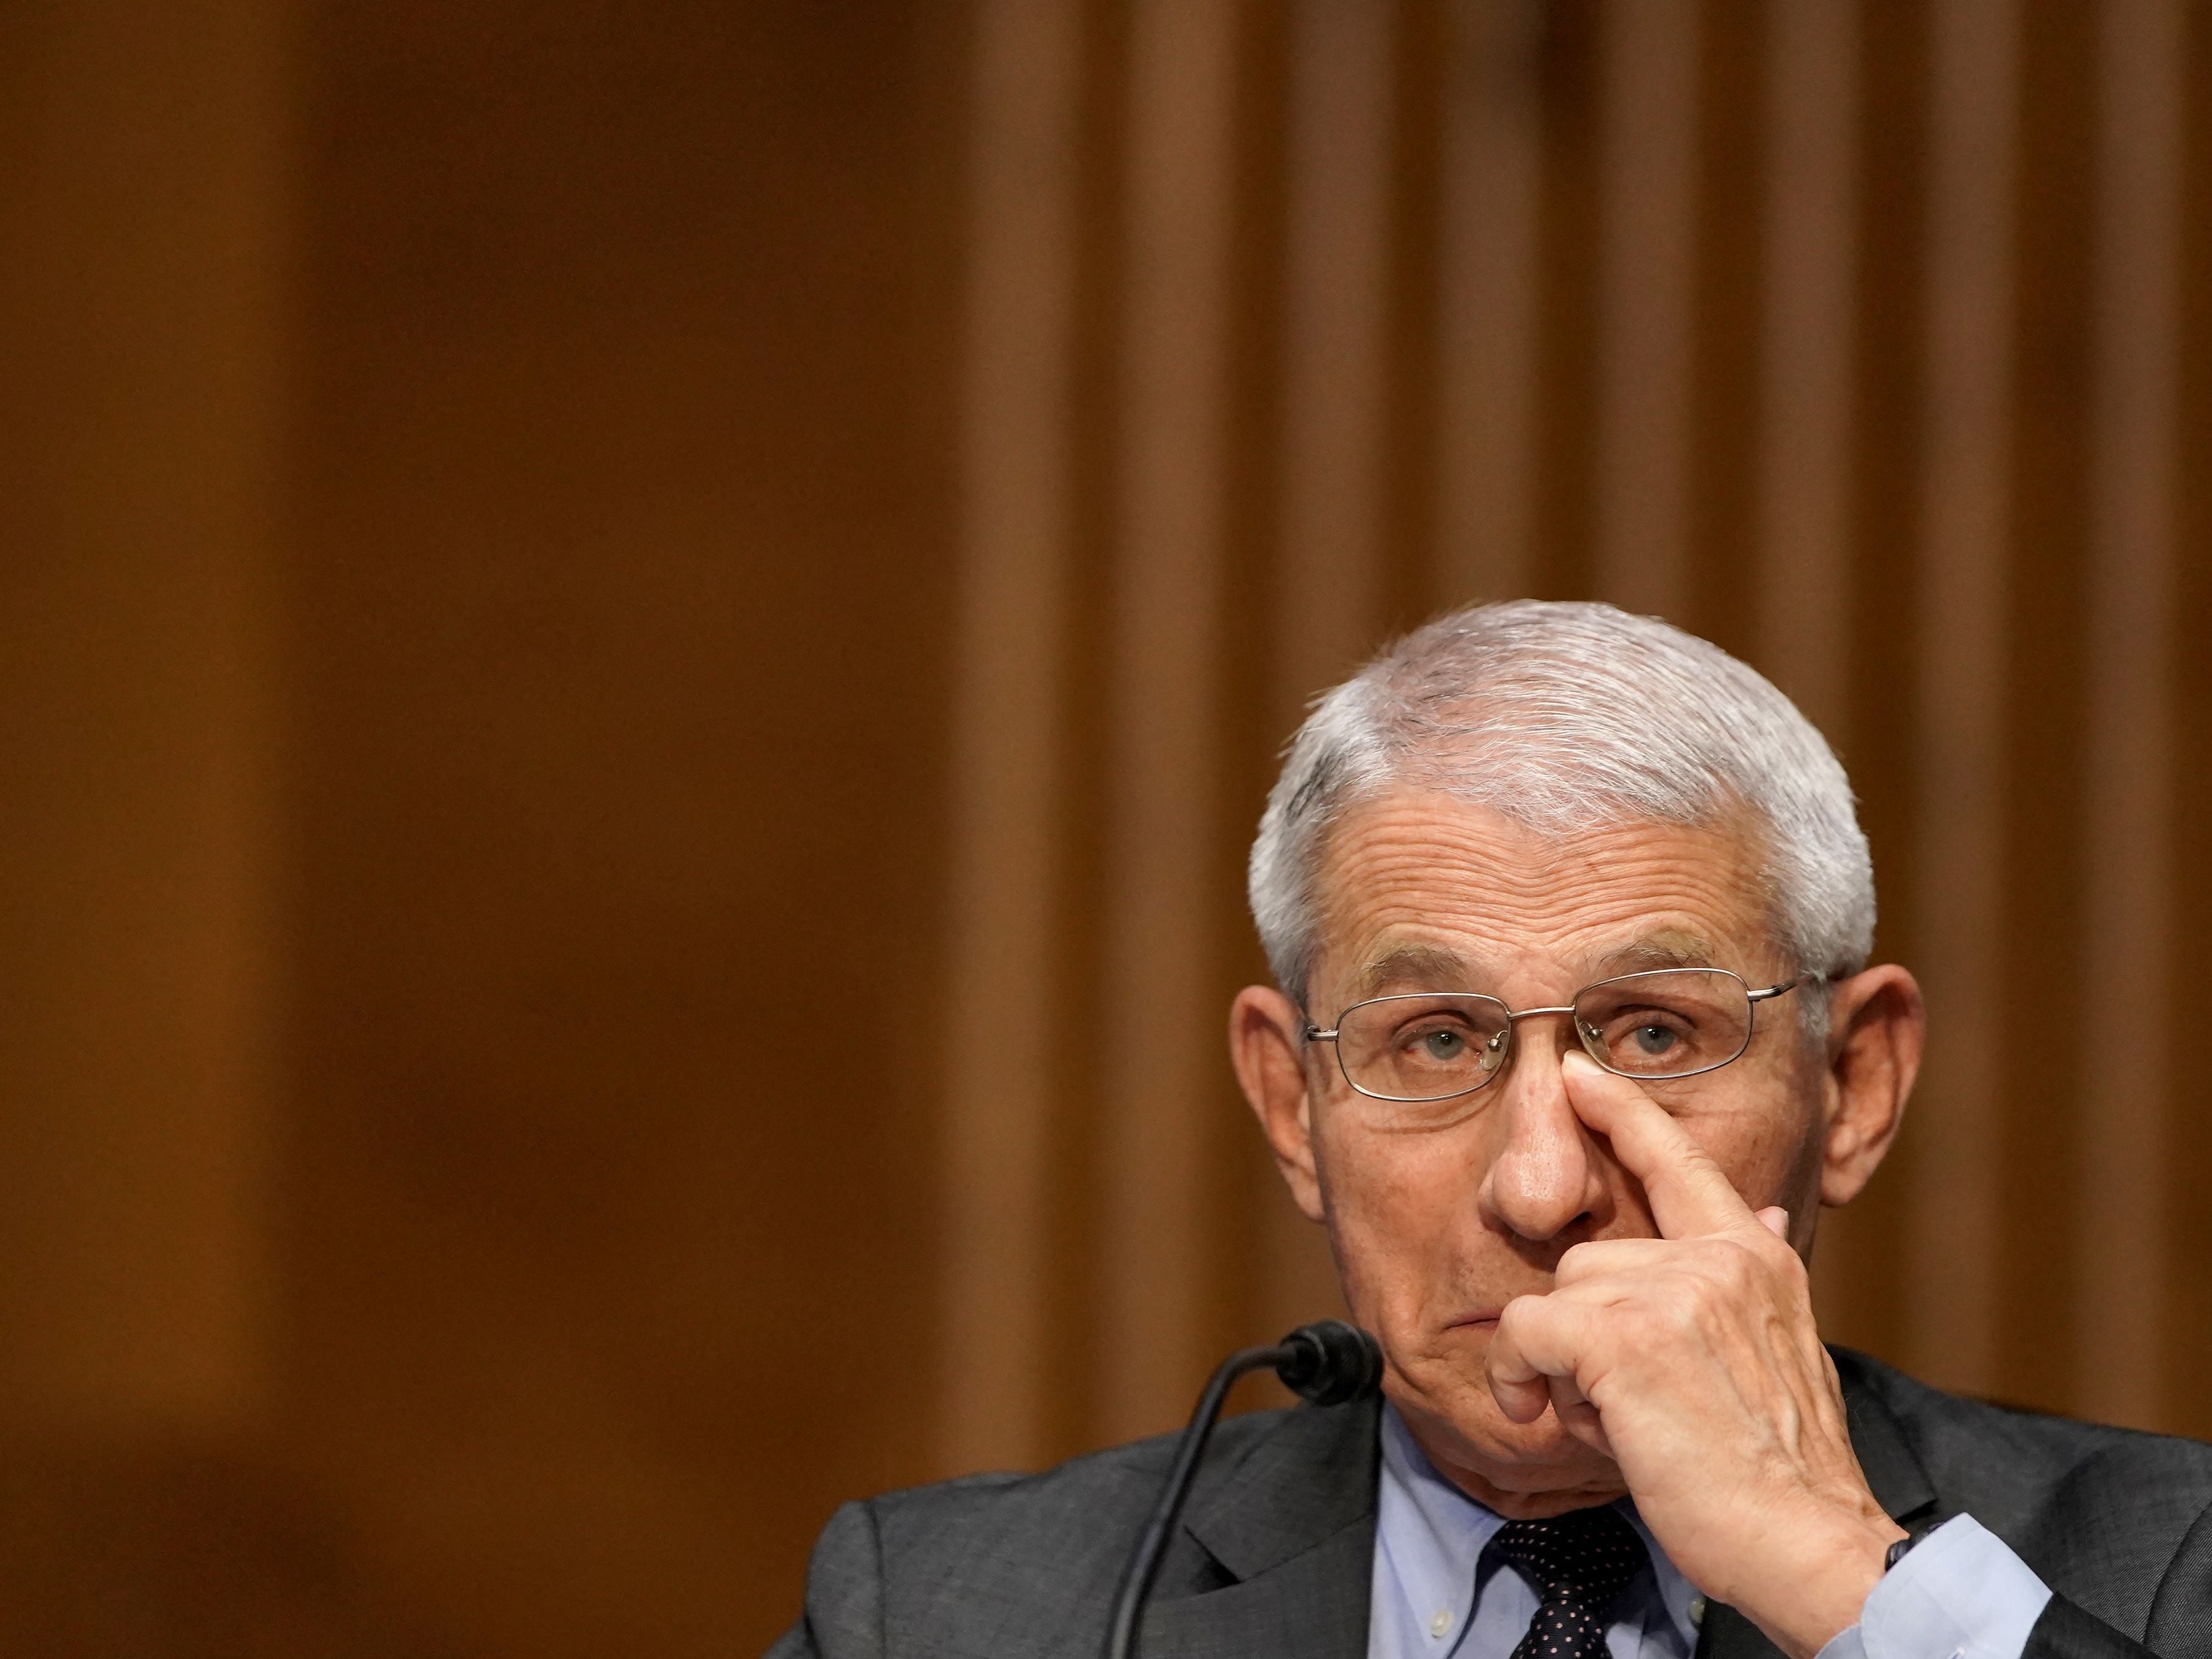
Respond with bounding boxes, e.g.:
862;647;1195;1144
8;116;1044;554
1127;1352;1937;1659
1693;1350;1941;1659
1136;1520;1373;1659
1137;1398;1380;1659
1837;1354;1938;1527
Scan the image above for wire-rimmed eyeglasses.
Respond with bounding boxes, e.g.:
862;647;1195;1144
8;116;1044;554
1302;967;1818;1104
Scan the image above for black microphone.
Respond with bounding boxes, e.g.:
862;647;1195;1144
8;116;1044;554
1102;1320;1385;1659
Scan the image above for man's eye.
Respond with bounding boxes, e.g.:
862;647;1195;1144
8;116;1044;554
1416;1029;1466;1061
1631;1023;1680;1056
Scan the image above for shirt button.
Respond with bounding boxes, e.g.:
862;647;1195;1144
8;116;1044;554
1429;1609;1452;1638
1689;1596;1708;1628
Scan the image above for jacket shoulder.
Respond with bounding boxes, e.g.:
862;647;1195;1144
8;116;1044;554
1836;1347;2212;1639
1836;1347;2212;1518
862;1403;1291;1544
793;1406;1309;1658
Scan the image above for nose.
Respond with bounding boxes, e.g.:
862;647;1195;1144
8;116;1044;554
1478;1018;1610;1242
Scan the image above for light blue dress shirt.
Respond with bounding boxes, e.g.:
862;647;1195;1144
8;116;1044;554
1369;1403;2053;1659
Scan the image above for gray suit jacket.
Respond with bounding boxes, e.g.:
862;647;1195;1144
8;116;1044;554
769;1350;2212;1659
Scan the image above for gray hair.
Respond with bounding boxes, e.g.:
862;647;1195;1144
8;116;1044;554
1248;600;1875;1010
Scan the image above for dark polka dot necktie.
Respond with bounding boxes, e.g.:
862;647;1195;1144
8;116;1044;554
1492;1506;1648;1659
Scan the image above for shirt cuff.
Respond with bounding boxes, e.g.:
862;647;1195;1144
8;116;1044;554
1814;1515;2053;1659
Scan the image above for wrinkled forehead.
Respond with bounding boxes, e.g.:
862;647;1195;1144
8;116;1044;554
1309;789;1783;1003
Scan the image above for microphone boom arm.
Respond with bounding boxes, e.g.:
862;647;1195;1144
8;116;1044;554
1102;1321;1383;1659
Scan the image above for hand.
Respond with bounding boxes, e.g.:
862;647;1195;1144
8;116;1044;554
1484;1053;1905;1659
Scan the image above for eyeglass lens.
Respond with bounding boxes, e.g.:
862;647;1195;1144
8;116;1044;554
1332;969;1756;1103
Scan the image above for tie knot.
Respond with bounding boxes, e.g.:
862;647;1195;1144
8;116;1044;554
1492;1507;1646;1610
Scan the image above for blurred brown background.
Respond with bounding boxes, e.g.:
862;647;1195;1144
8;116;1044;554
2;0;2208;1653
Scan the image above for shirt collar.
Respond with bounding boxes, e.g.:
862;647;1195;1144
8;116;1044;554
1377;1401;1701;1650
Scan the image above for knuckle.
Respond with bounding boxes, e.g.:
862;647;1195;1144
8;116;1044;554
1731;1227;1806;1291
1718;1242;1762;1288
1556;1241;1599;1282
1627;1285;1698;1342
1768;1239;1810;1289
1667;1247;1727;1298
1665;1280;1708;1329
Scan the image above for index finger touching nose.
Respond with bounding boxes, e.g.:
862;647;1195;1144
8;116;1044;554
1559;1051;1756;1240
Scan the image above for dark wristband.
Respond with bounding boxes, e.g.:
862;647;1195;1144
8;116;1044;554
1884;1523;1935;1573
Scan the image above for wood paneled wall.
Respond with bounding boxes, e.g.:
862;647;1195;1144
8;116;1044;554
4;2;964;1653
941;0;2212;1474
2;3;2209;1656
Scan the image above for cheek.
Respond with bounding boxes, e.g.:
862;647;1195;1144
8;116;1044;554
1310;1113;1485;1306
1668;1076;1823;1205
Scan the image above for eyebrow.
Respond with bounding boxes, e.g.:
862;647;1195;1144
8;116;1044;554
1594;932;1722;975
1355;945;1477;998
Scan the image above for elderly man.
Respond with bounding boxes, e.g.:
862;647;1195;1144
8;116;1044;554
773;602;2212;1659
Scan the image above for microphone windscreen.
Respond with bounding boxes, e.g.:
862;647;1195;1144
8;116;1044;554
1273;1320;1384;1405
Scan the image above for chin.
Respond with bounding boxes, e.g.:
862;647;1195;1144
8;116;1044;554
1383;1344;1620;1500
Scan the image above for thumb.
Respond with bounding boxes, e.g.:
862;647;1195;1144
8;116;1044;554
1754;1206;1790;1240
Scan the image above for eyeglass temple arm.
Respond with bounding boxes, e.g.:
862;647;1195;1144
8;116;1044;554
1747;972;1826;1003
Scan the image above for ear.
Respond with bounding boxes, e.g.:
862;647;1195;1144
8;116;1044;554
1229;985;1327;1222
1816;964;1924;1207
